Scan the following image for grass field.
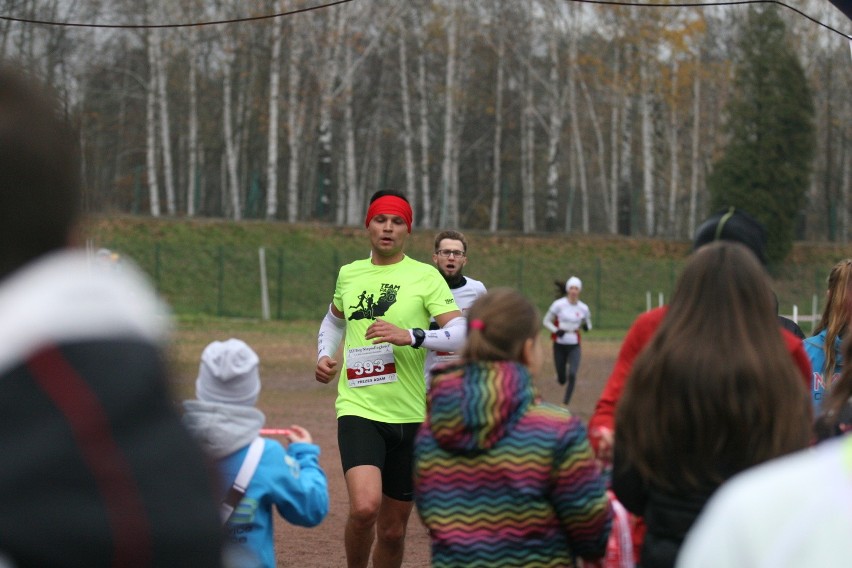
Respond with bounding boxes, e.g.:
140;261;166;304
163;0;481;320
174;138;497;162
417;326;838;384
85;215;851;332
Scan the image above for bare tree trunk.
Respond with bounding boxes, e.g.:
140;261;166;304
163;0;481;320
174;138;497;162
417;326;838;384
667;60;680;237
223;51;242;221
489;31;505;233
266;6;283;220
609;47;621;235
398;28;417;214
236;56;253;217
566;125;577;233
544;34;562;232
286;23;305;223
521;71;536;233
579;75;610;232
343;39;360;225
620;89;634;235
688;58;702;238
438;9;458;228
186;27;199;217
640;59;655;236
319;10;342;222
416;19;432;228
153;28;175;215
567;13;589;233
145;31;160;217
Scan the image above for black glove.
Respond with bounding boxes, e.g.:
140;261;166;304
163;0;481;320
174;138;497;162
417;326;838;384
556;330;565;338
581;321;589;332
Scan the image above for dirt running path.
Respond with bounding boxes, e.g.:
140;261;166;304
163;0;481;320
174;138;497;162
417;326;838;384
172;333;620;567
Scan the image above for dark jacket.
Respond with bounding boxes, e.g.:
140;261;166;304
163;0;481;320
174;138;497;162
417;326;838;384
612;446;713;568
0;252;223;567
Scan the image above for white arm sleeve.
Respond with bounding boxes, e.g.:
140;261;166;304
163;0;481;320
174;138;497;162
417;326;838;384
542;311;558;334
421;316;466;352
317;304;345;361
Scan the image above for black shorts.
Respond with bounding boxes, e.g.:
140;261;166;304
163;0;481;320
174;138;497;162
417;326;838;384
337;415;420;502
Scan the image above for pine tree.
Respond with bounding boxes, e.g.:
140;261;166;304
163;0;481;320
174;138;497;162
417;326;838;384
708;6;815;264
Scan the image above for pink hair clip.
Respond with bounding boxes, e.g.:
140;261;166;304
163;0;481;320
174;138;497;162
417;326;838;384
470;319;486;331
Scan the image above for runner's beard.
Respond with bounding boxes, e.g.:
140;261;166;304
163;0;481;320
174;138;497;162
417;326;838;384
442;270;464;288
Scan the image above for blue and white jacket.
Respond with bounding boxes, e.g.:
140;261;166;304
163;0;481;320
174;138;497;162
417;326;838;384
803;329;843;413
182;400;329;568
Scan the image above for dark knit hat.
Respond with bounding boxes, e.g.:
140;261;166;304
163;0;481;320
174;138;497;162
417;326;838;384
693;207;767;265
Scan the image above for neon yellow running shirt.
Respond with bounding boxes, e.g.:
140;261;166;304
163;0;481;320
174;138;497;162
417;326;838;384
333;255;458;423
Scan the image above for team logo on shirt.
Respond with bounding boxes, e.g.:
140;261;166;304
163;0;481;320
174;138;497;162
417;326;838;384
348;283;399;321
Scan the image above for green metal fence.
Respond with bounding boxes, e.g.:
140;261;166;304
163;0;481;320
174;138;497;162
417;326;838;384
103;241;835;332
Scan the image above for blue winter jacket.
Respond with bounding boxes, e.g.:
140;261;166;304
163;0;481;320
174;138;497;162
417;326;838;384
803;329;843;413
182;400;329;567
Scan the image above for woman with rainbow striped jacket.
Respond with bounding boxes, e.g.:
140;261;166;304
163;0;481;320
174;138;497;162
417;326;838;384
414;288;612;568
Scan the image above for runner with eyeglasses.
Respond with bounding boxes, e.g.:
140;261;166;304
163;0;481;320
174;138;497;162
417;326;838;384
314;190;464;568
425;230;487;388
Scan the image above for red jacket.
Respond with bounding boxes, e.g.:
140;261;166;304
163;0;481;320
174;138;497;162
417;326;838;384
588;305;812;446
587;305;811;563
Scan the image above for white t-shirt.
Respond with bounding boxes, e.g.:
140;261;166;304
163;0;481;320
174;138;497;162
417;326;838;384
424;276;487;385
542;297;591;345
676;435;852;568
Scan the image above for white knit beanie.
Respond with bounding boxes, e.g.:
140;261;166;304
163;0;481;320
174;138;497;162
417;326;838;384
566;276;582;292
195;338;261;406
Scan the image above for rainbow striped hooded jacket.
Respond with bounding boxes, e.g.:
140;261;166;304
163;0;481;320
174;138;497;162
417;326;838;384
414;360;612;568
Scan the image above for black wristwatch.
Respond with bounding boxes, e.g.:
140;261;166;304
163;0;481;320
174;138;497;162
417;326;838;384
411;328;426;348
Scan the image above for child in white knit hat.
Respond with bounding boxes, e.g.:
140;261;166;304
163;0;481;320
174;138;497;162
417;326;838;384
182;338;329;568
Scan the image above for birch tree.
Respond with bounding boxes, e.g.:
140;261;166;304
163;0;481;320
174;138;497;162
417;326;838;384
318;9;342;221
152;27;175;215
286;18;306;223
398;21;418;216
640;58;655;236
619;70;635;234
415;13;432;228
521;69;536;233
567;7;589;233
343;33;359;225
438;7;458;228
489;24;505;233
608;46;622;235
145;29;160;217
265;8;283;220
222;39;242;221
544;27;562;232
688;54;702;238
578;74;610;232
186;26;199;217
666;60;680;237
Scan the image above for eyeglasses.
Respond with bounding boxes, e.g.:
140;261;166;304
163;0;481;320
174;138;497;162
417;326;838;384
436;249;465;258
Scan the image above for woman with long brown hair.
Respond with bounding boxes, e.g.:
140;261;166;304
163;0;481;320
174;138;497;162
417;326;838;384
613;242;812;568
804;258;852;412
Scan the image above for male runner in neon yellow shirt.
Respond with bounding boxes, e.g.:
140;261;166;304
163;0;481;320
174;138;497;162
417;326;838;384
315;190;464;568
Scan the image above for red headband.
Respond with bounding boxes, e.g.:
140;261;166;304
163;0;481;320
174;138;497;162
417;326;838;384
365;196;413;233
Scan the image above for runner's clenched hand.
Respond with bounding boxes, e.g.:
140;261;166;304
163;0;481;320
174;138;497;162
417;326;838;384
365;318;413;346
